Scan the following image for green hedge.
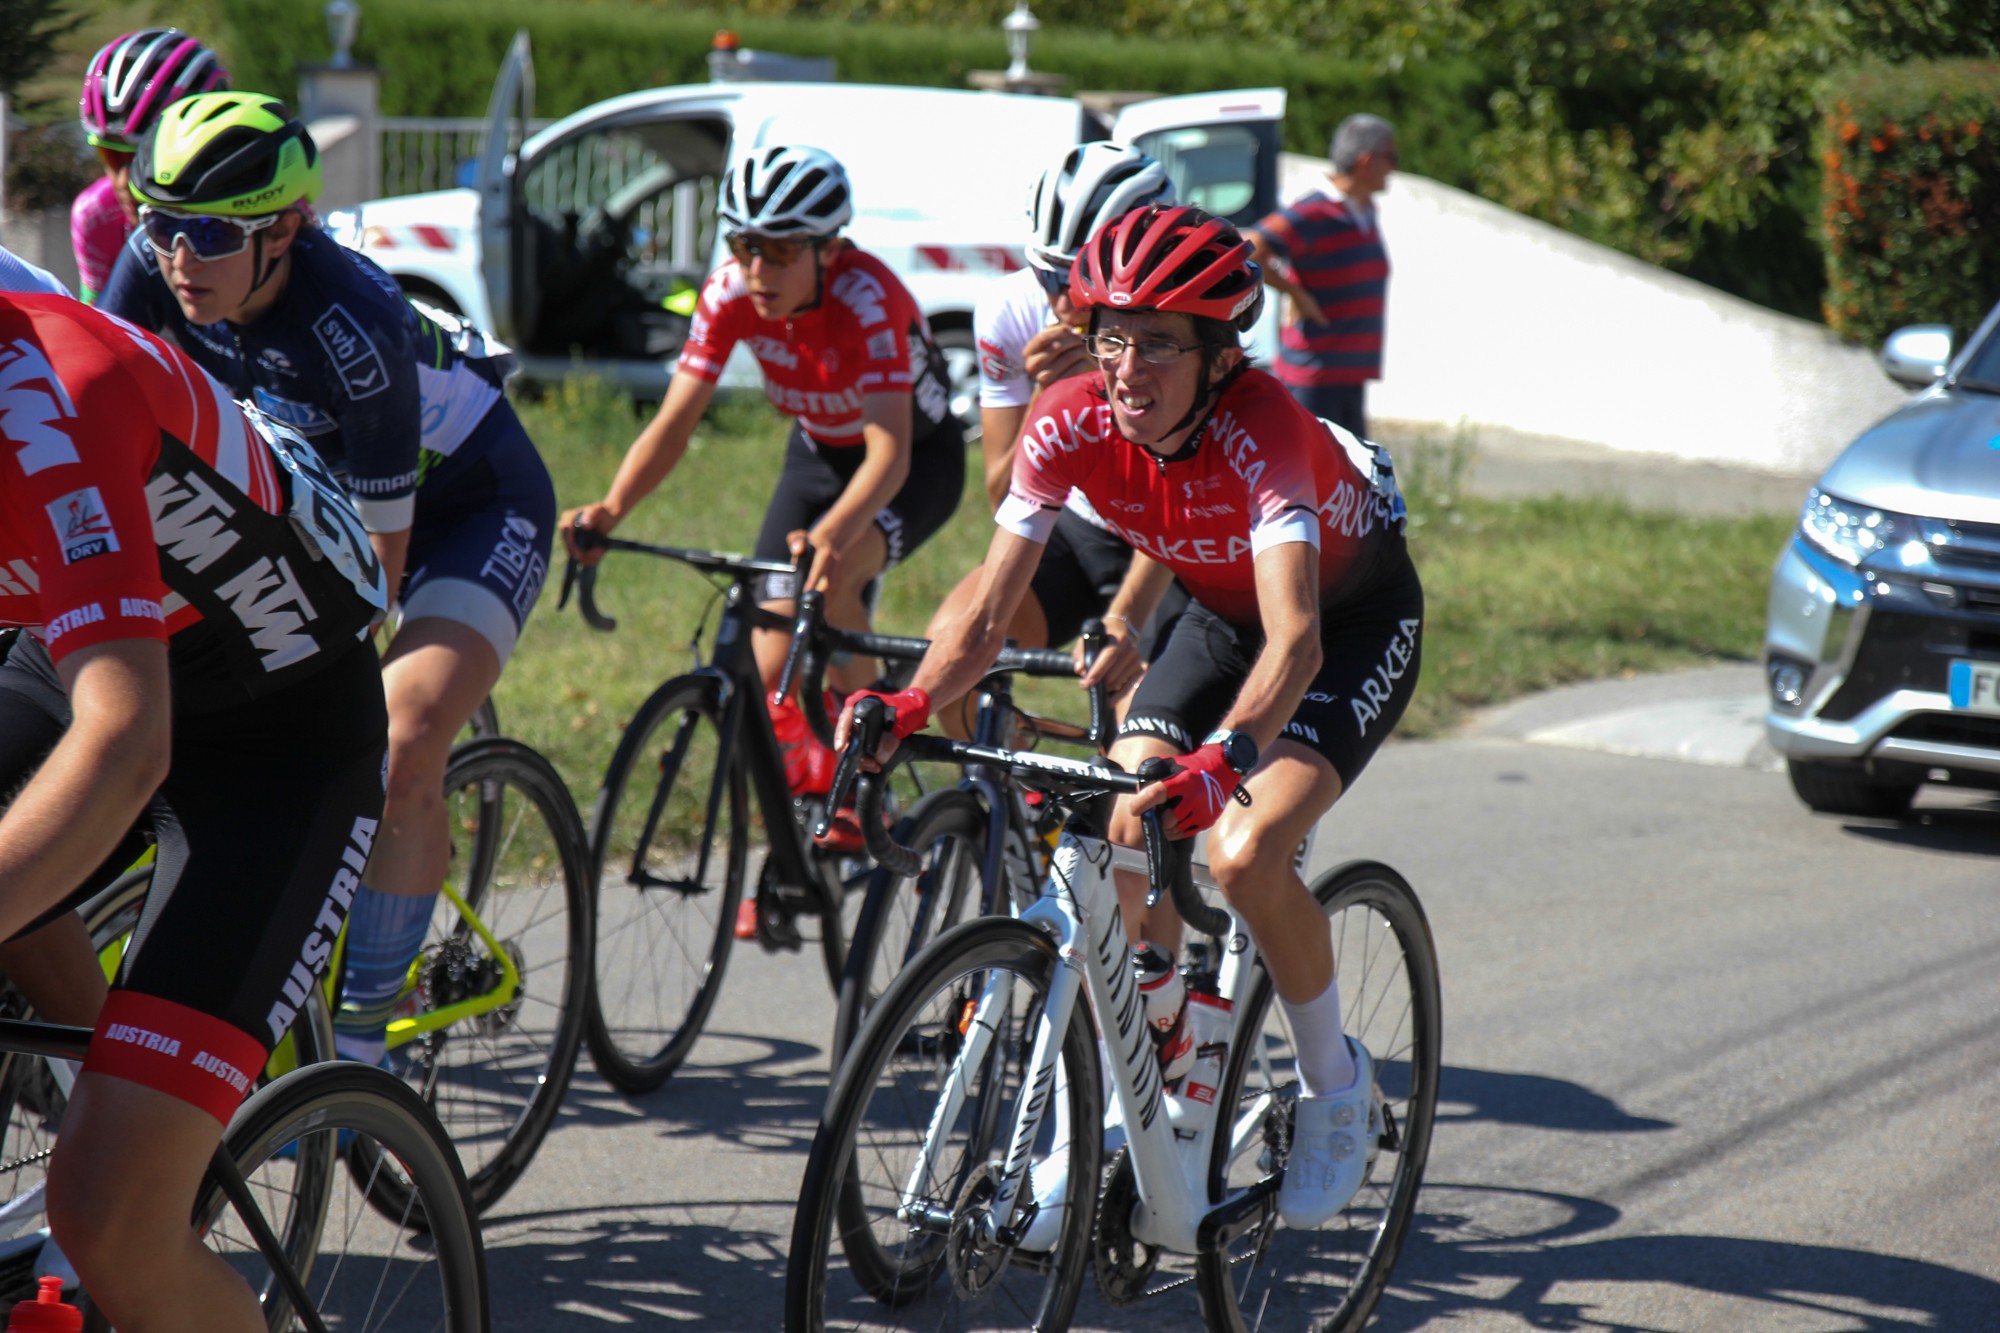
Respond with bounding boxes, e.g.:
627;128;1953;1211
1818;59;2000;344
213;0;1493;188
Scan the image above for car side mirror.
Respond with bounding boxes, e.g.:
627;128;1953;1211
1880;324;1952;389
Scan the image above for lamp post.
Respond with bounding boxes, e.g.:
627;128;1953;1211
1003;2;1039;82
326;0;360;68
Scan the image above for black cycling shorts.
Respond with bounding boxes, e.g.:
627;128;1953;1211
0;633;387;1123
752;412;966;603
1119;540;1423;789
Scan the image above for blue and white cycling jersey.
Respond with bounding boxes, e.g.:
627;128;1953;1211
98;226;507;534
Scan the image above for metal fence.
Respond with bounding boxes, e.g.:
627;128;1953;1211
380;117;554;198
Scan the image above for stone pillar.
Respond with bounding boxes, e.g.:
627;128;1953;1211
297;62;382;210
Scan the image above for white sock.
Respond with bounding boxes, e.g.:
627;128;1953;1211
1280;977;1355;1099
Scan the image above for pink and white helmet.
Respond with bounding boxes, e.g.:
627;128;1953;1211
80;29;229;152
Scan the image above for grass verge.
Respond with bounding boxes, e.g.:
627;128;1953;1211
493;382;1794;803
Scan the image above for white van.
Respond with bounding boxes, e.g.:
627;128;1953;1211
325;32;1286;434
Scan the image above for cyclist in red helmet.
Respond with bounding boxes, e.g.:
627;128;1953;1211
840;204;1425;1232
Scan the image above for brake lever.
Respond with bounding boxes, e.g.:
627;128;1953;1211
817;694;886;842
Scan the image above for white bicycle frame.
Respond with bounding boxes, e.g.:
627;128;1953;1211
901;820;1316;1257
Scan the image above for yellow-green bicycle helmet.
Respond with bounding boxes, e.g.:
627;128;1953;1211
132;91;321;216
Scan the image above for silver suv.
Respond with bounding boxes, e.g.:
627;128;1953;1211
1765;302;2000;817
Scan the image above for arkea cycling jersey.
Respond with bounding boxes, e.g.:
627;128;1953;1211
997;369;1406;624
70;176;130;302
96;226;507;532
0;292;383;711
679;246;950;446
973;265;1108;530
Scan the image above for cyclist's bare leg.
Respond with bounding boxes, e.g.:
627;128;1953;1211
48;1074;262;1332
1204;739;1342;1004
1105;732;1185;956
752;525;892;698
925;563;1050;738
0;912;108;1026
369;618;505;896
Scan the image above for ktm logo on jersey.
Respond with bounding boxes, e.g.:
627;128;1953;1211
831;269;888;327
0;341;83;477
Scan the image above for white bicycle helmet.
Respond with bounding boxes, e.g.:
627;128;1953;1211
719;144;853;238
1025;142;1175;273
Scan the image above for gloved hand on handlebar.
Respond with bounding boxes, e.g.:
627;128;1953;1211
1131;742;1247;838
843;687;931;741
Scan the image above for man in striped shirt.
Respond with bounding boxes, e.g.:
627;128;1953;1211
1246;114;1397;439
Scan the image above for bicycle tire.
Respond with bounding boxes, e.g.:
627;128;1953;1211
0;865;340;1309
196;1061;488;1332
1194;860;1442;1333
353;738;592;1219
585;674;747;1094
828;788;986;1072
789;916;1100;1332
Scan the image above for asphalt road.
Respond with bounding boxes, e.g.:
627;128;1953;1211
467;678;2000;1331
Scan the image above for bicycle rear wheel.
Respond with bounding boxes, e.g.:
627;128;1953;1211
355;738;591;1219
828;788;986;1071
1194;860;1441;1333
196;1062;487;1332
790;917;1100;1332
586;674;747;1093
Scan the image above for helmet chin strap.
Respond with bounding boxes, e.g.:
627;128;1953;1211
241;229;285;307
1146;357;1249;463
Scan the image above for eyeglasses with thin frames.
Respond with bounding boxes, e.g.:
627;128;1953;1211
1084;332;1202;365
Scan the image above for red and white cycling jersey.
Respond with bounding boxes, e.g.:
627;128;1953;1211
677;246;950;446
996;369;1405;622
0;293;382;707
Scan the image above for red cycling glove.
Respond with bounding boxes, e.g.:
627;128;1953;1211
845;687;932;740
1151;743;1246;836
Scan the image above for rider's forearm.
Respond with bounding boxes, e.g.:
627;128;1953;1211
1103;554;1173;641
1219;626;1323;754
369;526;411;607
980;404;1027;512
818;419;910;554
909;600;1010;709
602;372;708;520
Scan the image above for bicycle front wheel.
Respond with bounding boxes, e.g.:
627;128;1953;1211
197;1062;487;1332
357;738;591;1218
586;674;748;1093
790;917;1100;1333
829;788;986;1071
1195;860;1442;1333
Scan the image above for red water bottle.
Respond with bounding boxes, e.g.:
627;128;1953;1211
7;1276;82;1332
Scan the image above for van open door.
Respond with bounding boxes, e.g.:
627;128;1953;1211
476;30;535;346
1111;88;1285;229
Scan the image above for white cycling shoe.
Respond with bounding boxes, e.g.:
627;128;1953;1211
1278;1039;1379;1230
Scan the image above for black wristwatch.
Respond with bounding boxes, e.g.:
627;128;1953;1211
1203;729;1258;776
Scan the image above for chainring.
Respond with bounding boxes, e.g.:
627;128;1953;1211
1092;1146;1159;1304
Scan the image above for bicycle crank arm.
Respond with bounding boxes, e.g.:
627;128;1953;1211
1196;1175;1281;1254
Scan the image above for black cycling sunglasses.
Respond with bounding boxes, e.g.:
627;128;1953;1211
1032;264;1072;299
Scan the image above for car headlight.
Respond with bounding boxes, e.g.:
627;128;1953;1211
323;207;363;250
1798;488;1938;570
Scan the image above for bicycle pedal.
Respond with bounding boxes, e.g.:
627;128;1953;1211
753;902;806;954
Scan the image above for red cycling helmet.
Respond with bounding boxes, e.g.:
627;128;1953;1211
1068;205;1264;333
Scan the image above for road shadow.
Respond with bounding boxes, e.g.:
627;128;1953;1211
476;1181;2000;1331
1840;802;2000;856
540;1027;838;1153
1373;1182;2000;1330
1435;1065;1673;1134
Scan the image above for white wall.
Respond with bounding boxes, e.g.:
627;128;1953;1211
1276;154;1911;475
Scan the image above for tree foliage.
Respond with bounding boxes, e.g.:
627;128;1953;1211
0;0;81;98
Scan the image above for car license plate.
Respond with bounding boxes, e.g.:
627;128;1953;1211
1947;659;2000;713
